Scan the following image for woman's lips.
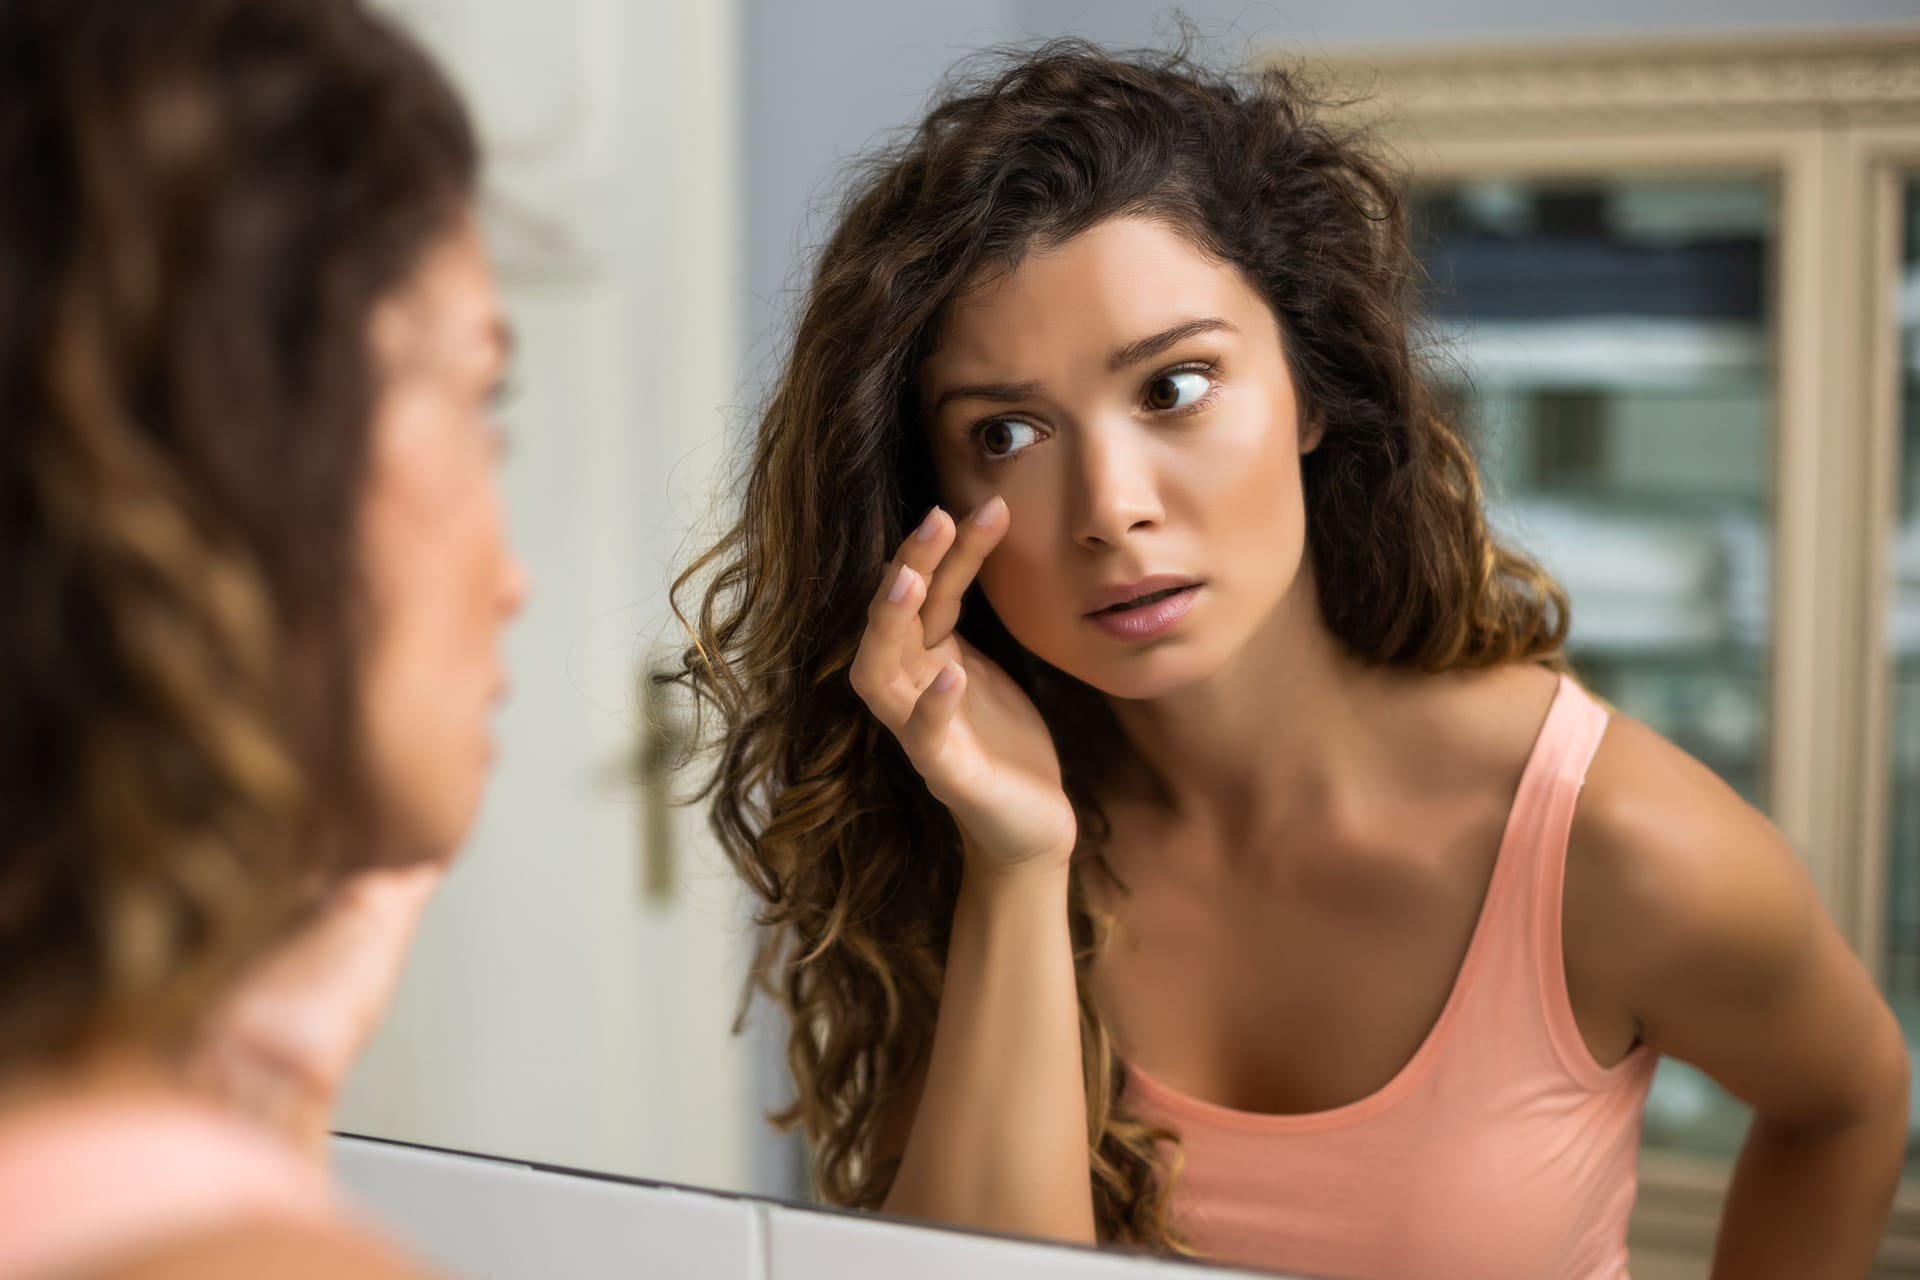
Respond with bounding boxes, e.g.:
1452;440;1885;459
1085;583;1201;642
1082;573;1200;615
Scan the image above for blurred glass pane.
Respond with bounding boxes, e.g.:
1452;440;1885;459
1411;177;1776;1161
1886;177;1920;1176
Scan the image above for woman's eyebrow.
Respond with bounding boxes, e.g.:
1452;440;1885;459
930;378;1044;416
927;317;1235;416
1108;317;1236;372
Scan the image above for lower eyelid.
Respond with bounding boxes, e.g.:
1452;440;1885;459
981;441;1039;466
1164;382;1222;417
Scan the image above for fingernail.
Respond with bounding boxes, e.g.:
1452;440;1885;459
887;565;914;603
972;496;1006;528
915;507;943;540
934;662;960;693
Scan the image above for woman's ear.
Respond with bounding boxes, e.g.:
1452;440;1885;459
1300;417;1325;455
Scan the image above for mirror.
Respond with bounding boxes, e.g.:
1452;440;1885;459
331;6;1920;1279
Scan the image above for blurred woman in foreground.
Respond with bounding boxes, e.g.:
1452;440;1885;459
0;1;525;1274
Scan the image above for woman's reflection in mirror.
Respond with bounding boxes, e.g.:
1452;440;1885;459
671;38;1907;1279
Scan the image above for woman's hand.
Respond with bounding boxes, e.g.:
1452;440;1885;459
187;863;445;1164
849;497;1076;874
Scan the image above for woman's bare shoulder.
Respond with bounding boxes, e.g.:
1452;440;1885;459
1570;709;1787;945
1563;706;1815;1036
1393;659;1563;772
89;1220;432;1280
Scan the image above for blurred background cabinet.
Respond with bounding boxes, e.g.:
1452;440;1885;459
1321;31;1920;1276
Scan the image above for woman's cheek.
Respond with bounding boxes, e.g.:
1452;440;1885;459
978;539;1064;650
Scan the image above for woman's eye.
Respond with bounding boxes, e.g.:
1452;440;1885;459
978;419;1041;459
1144;369;1212;412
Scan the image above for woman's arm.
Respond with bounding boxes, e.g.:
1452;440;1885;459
848;500;1094;1242
1569;717;1909;1279
878;856;1094;1242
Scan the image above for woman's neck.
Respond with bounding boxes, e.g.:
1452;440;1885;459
1103;577;1414;854
0;1049;188;1130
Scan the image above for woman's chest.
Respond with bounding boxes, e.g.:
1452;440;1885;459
1090;832;1499;1116
1154;1094;1639;1280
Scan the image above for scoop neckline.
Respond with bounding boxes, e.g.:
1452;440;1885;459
1123;673;1576;1135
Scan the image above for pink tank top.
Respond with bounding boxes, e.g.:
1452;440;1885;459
0;1093;346;1279
1126;675;1657;1280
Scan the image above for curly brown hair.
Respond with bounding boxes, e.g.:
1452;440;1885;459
672;40;1569;1252
0;0;476;1074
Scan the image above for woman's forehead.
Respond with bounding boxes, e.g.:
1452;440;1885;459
925;219;1267;384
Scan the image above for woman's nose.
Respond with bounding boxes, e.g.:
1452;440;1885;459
1069;421;1162;550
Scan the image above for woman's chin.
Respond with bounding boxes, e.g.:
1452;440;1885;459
1065;646;1220;703
369;783;489;870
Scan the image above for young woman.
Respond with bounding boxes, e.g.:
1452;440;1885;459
0;1;525;1275
676;42;1909;1279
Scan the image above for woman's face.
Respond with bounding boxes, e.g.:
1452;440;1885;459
358;215;527;861
920;216;1317;701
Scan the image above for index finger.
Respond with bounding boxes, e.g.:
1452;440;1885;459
920;495;1008;644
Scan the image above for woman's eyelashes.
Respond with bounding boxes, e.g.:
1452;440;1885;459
966;361;1221;465
972;417;1045;463
1143;363;1218;414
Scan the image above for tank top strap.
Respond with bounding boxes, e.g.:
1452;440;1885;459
1507;674;1612;858
1487;674;1629;1090
1446;672;1604;944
